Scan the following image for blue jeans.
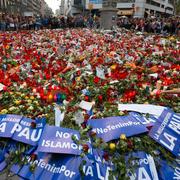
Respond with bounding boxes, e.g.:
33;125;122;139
0;23;6;31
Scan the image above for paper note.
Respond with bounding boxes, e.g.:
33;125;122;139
149;73;158;78
96;67;105;79
79;100;93;111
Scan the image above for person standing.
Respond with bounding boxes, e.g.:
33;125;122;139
0;14;6;31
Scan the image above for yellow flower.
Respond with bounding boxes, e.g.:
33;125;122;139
110;64;117;70
169;36;175;41
76;77;81;81
25;96;29;99
144;102;149;104
79;55;85;61
27;99;32;104
15;100;21;105
120;134;127;140
1;109;8;114
30;96;35;100
109;143;116;150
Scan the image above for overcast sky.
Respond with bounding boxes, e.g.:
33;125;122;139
45;0;60;13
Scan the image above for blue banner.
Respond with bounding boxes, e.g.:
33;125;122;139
88;115;147;142
126;151;159;180
158;160;180;180
0;150;6;172
0;114;22;138
129;112;157;128
37;125;81;155
149;110;180;156
11;152;113;180
0;115;46;146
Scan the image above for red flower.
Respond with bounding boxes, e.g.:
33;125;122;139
82;144;89;152
30;154;37;161
147;126;153;131
31;122;36;128
3;86;7;91
103;152;109;161
81;122;87;129
93;76;100;84
127;140;133;149
84;96;89;101
84;114;90;121
76;70;81;76
124;90;137;101
98;95;103;102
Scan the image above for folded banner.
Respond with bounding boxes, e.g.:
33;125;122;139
126;151;159;180
149;109;180;156
0;114;46;146
37;125;81;155
88;115;147;142
158;160;180;180
129;112;157;128
118;104;167;117
11;152;113;180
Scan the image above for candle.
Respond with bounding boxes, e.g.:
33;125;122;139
48;94;53;102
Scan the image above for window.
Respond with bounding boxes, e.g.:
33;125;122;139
74;0;81;5
166;7;173;11
168;0;173;5
146;0;160;7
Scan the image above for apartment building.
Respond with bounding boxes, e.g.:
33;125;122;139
0;0;44;16
26;0;41;15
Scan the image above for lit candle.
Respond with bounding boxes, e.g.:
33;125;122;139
48;94;53;102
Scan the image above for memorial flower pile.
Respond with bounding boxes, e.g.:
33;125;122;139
0;29;179;179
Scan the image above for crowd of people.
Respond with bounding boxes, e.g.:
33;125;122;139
118;17;180;35
0;12;180;35
0;13;100;31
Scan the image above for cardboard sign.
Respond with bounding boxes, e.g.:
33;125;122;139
37;125;81;155
0;115;46;146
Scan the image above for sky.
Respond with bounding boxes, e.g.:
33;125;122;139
45;0;60;13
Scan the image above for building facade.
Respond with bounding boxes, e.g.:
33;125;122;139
65;0;174;17
0;0;8;14
0;0;49;16
116;0;174;17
